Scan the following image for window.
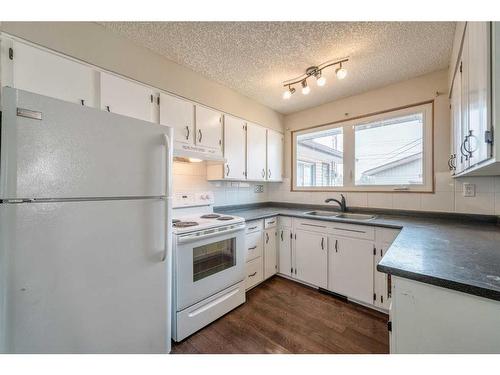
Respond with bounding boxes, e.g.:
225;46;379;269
295;127;343;187
292;102;433;192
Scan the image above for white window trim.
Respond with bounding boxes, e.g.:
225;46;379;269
292;102;434;193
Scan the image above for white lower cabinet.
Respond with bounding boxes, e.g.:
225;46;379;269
294;229;328;289
278;227;292;277
245;220;264;290
245;257;263;290
263;227;278;279
328;236;374;305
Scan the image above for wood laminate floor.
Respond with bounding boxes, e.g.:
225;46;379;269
172;276;389;354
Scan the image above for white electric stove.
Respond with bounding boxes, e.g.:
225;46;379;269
171;192;246;342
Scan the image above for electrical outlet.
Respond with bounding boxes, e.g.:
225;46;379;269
463;183;476;197
254;184;264;193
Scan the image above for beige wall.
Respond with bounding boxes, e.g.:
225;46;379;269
0;22;283;132
269;69;500;215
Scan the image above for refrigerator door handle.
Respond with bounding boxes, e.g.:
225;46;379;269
161;132;172;262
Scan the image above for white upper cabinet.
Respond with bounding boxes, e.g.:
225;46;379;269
159;93;194;145
450;68;463;174
266;129;283;181
4;41;98;107
100;72;156;123
195;106;223;153
246;122;267;181
328;236;374;305
224;115;247;179
294;229;328;289
466;22;491;165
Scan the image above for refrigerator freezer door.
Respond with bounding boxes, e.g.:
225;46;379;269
0;87;171;200
0;199;169;353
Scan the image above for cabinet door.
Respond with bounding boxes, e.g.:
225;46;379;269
460;30;471;171
467;22;492;165
294;229;328;288
224;115;247;179
159;93;194;145
278;227;292;277
328;237;374;305
246;122;267;180
195;106;223;152
264;228;277;279
100;72;155;122
374;243;391;310
451;69;463;174
8;41;98;107
266;129;283;181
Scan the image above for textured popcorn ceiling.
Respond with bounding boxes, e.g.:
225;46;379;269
98;22;455;115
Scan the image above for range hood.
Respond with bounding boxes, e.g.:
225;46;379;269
173;142;226;162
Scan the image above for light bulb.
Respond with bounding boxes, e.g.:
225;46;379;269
336;65;347;80
317;76;326;86
282;86;295;100
301;80;310;95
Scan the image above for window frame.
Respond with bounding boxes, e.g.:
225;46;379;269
291;101;434;193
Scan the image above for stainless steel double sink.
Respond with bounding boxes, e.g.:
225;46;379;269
303;211;376;221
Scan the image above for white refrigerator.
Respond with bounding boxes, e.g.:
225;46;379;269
0;87;173;353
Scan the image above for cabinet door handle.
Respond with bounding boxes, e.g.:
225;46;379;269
460;138;469;160
80;99;85;106
463;130;477;155
447;155;453;171
226;164;230;176
106;105;110;112
265;232;269;243
248;246;257;250
248;226;258;230
335;239;338;252
185;126;190;140
321;237;324;250
249;272;257;277
268;169;271;178
280;230;284;241
198;129;203;143
261;169;265;178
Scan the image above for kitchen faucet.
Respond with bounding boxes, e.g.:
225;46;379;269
325;194;347;212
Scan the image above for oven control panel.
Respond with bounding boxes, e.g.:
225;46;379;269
173;191;215;208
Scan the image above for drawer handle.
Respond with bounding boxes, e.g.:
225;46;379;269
267;221;275;225
248;246;257;250
334;227;366;234
265;232;269;243
302;223;326;228
249;272;257;277
187;288;240;318
335;239;338;253
248;226;258;230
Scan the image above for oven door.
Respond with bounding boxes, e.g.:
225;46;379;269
175;224;245;311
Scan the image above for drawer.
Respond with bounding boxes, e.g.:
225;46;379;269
245;220;263;234
245;231;263;262
279;216;292;228
174;281;246;341
294;218;331;233
331;223;375;240
376;228;401;244
264;216;278;229
245;257;263;290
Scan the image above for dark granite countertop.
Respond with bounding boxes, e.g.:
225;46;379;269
218;203;500;302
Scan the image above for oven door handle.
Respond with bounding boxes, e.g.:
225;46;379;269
177;225;245;244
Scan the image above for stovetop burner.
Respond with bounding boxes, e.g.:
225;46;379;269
173;221;199;228
217;216;234;221
200;214;221;219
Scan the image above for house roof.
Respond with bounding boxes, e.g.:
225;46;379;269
361;152;422;176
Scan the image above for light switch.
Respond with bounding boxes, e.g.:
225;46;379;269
463;183;476;197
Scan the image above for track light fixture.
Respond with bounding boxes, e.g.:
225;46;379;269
282;85;296;100
281;57;349;99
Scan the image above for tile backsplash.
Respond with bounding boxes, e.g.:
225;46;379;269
267;174;500;216
173;161;268;207
174;161;500;216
